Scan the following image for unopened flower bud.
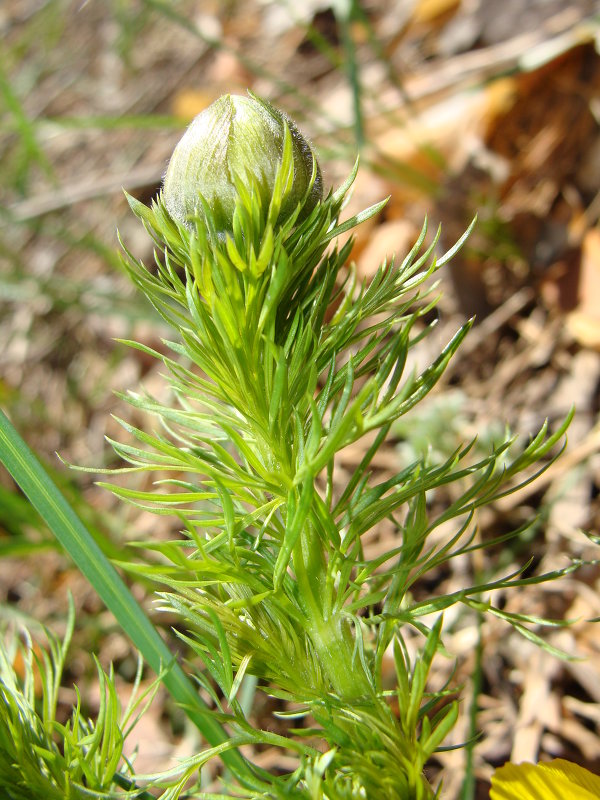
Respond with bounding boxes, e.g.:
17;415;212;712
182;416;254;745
163;93;322;232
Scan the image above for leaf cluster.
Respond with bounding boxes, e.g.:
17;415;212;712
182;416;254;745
101;152;575;799
0;602;153;799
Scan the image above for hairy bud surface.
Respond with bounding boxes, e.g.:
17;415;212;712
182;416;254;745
163;93;322;232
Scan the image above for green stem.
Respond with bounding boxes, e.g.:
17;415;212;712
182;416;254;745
293;526;372;700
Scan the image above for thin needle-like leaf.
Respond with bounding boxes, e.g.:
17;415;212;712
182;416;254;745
0;409;264;791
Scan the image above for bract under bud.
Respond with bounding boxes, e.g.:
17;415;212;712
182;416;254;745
163;93;322;232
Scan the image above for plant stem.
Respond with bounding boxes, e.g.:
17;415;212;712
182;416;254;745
293;526;372;700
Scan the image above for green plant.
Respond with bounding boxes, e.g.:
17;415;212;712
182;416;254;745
0;92;575;798
0;600;158;799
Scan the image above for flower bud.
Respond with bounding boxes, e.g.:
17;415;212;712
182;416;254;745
163;93;322;232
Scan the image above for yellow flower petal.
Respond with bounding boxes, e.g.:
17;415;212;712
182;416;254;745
490;759;600;800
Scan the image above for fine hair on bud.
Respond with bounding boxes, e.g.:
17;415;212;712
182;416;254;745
163;92;323;233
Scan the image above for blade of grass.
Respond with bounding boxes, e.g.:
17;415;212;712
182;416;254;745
0;113;186;132
0;59;55;189
0;408;264;791
334;0;365;149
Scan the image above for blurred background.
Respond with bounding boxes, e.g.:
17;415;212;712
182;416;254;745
2;1;600;797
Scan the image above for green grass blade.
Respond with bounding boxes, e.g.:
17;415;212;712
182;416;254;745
335;0;365;149
0;59;54;187
0;409;263;790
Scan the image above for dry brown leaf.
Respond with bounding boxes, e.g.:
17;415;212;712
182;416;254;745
411;0;461;26
355;219;418;280
567;228;600;349
171;89;217;120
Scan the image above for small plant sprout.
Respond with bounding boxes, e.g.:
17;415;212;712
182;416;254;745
0;91;576;799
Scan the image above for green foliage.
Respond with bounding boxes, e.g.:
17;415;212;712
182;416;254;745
0;408;263;792
0;601;142;799
0;78;575;797
101;120;572;797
